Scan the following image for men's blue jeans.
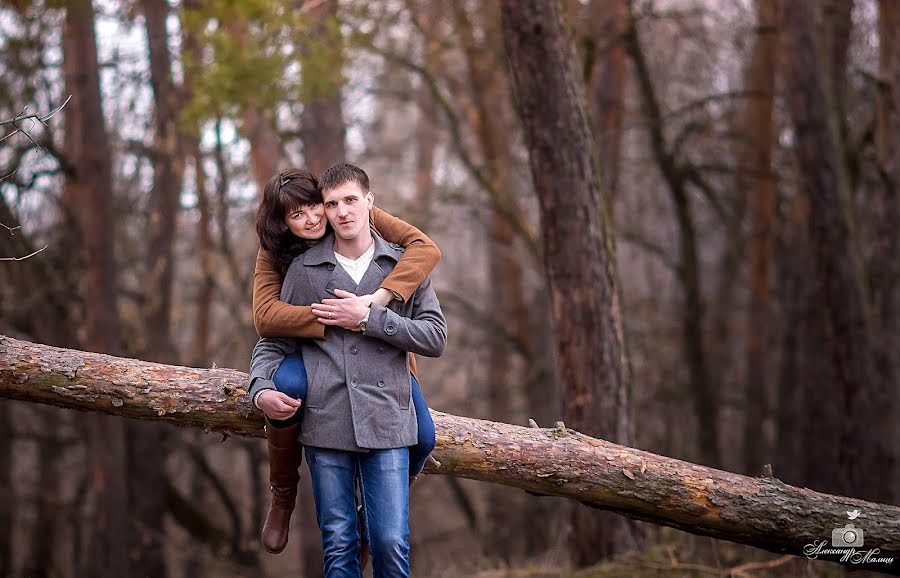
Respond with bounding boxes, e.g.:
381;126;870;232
305;445;411;578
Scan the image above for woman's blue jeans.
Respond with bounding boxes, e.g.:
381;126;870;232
270;351;436;476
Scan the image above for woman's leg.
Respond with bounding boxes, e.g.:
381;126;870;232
268;351;309;428
261;351;309;553
408;375;436;477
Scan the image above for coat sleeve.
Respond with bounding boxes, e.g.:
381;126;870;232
252;248;326;339
363;276;447;358
369;206;441;303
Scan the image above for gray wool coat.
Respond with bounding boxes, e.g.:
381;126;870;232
248;232;447;452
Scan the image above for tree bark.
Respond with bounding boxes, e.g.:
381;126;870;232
22;416;57;578
299;0;346;175
742;0;778;476
586;0;627;210
1;335;899;573
226;18;280;192
781;0;893;504
454;0;531;560
0;403;11;578
622;7;720;469
62;3;130;576
500;0;633;564
142;0;183;364
875;0;900;504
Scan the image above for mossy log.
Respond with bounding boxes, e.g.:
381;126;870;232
1;335;897;573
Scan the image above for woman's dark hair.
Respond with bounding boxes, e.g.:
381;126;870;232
256;168;326;275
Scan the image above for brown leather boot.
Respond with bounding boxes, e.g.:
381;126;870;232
261;419;302;554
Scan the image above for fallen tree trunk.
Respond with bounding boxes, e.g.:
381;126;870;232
1;335;897;573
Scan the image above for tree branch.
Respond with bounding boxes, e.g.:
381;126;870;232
0;335;898;573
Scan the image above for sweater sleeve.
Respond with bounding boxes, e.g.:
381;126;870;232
252;248;326;339
369;206;441;304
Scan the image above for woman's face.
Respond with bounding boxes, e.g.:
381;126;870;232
284;202;326;239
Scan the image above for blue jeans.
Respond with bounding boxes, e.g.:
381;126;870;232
306;446;410;578
271;351;436;476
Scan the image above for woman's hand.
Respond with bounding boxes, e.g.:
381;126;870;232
312;288;373;330
257;390;302;421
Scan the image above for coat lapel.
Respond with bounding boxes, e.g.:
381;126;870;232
303;234;358;300
354;235;401;296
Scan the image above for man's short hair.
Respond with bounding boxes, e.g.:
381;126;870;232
319;162;370;194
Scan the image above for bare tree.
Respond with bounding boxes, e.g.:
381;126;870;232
781;0;893;503
622;5;720;468
299;0;346;174
62;1;129;575
500;0;635;564
742;0;778;476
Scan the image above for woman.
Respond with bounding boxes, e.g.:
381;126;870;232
251;168;440;556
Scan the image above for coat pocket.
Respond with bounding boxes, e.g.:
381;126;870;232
304;358;325;409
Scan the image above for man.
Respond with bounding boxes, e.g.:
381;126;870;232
249;162;447;577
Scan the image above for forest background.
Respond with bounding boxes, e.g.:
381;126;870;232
1;0;898;576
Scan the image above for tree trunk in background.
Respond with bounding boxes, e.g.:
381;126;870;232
455;0;531;560
0;403;10;578
623;9;720;469
781;1;892;504
181;0;214;368
128;3;184;575
742;0;778;476
243;108;280;191
823;0;853;167
875;0;900;504
191;149;213;366
412;5;440;230
501;0;634;565
143;0;183;364
226;18;280;191
586;0;627;211
23;419;57;578
299;0;346;175
62;2;130;577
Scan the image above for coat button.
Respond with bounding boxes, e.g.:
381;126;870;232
350;379;358;387
377;380;385;388
349;346;358;355
385;323;397;335
328;264;335;271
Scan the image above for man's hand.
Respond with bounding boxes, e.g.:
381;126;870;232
257;390;302;421
312;288;372;330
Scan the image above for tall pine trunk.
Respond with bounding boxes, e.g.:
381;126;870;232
742;0;778;475
0;403;10;578
62;2;130;576
299;0;346;175
781;0;892;503
501;0;634;564
454;1;531;560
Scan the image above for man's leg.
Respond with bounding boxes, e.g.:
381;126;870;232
359;447;410;578
305;446;362;578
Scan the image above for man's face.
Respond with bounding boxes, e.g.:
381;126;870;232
322;181;373;240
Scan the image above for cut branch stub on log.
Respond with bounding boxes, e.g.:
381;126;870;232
1;335;898;573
